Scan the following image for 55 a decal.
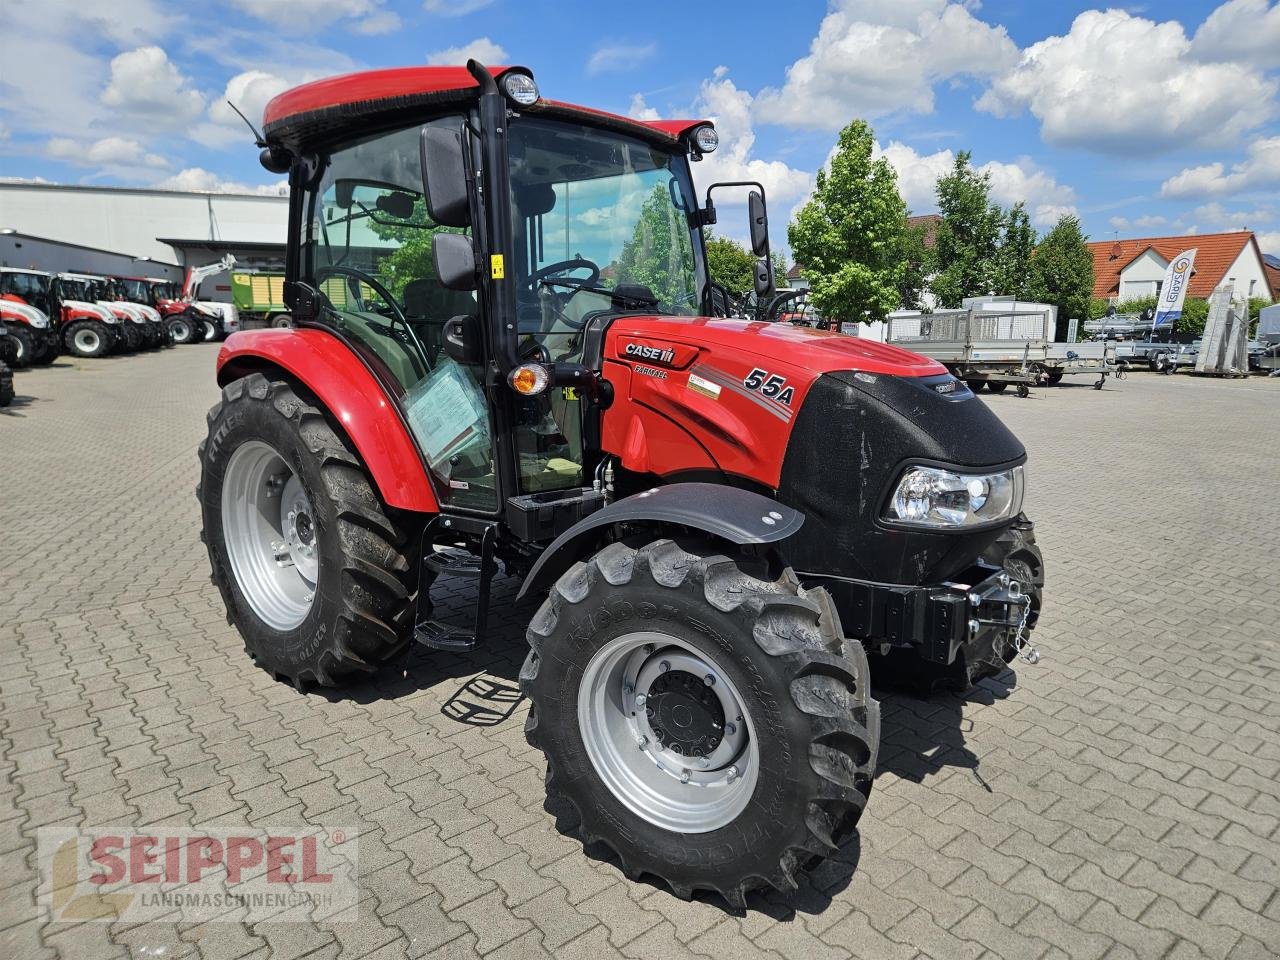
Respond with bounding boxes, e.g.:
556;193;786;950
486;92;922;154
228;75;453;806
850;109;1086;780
743;368;795;406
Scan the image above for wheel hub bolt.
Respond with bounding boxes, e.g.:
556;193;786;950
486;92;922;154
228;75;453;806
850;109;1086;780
634;693;646;707
643;644;654;655
659;660;670;673
623;683;634;695
698;757;711;768
680;769;691;784
726;765;739;782
636;736;648;750
724;722;736;736
703;673;715;686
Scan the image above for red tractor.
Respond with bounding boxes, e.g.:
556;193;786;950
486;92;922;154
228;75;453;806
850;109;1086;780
198;63;1044;904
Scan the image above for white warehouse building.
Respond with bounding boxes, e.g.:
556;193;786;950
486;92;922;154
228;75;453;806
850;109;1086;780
0;181;287;297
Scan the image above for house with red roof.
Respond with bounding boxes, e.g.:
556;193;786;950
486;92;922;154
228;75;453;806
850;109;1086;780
1087;230;1274;305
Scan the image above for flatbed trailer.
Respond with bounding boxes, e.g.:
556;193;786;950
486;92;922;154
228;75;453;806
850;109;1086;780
887;306;1117;395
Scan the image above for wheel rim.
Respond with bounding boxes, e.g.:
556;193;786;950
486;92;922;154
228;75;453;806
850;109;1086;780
172;320;190;341
578;632;760;833
73;329;99;354
221;440;318;631
203;321;217;341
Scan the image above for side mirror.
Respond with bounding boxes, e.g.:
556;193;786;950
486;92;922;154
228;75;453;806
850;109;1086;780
442;313;483;365
433;232;477;291
421;125;471;228
754;257;773;298
748;190;769;257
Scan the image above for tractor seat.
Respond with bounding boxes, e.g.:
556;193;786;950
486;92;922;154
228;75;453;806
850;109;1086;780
404;277;478;364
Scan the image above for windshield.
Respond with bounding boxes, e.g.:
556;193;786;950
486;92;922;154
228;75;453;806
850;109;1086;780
508;117;703;341
120;279;150;302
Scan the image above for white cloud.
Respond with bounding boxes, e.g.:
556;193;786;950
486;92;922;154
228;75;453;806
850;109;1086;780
978;9;1277;154
155;168;288;196
691;71;813;209
1161;136;1280;198
424;0;495;14
101;47;205;126
1255;230;1280;254
46;137;169;169
228;0;400;34
1192;0;1280;69
755;0;1017;129
1192;201;1273;230
426;37;508;66
873;141;1076;226
1109;214;1171;231
586;43;657;76
627;94;661;121
190;70;295;148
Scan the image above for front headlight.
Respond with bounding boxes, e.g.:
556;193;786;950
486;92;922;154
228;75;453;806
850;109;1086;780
884;464;1025;529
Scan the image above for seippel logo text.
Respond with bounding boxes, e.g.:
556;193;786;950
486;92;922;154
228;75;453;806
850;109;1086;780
38;826;359;924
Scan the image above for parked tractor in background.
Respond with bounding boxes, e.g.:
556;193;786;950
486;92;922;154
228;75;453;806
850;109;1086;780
180;255;241;341
99;276;166;348
134;277;212;344
199;63;1044;905
0;267;62;366
52;274;124;358
59;274;146;353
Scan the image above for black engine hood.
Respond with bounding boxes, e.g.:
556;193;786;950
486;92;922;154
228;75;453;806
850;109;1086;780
777;371;1026;586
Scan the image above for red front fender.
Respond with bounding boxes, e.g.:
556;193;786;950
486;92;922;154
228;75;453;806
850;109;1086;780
216;328;438;514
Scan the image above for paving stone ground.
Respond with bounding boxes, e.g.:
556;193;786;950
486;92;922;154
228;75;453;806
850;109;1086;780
2;345;1278;960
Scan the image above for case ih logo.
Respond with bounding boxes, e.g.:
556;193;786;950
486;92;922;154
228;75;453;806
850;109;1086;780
38;826;359;923
623;341;676;365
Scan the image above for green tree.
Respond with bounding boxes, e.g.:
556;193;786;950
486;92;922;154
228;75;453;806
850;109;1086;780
930;151;1003;307
897;219;931;311
788;119;907;327
704;234;757;297
993;202;1037;298
772;251;790;289
1026;215;1094;340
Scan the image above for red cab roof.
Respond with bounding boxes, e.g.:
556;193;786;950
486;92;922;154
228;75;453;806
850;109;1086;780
262;66;710;150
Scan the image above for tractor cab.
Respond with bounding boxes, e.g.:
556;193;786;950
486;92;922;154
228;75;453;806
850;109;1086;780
255;63;768;527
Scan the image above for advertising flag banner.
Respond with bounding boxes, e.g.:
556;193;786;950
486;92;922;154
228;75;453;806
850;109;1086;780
1152;249;1197;329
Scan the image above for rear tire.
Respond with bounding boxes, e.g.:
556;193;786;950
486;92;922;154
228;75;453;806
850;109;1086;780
987;380;1009;394
198;373;422;688
64;321;112;359
522;539;878;906
199;318;219;342
119;323;142;352
0;361;12;406
1045;369;1064;385
965;379;985;392
270;314;294;329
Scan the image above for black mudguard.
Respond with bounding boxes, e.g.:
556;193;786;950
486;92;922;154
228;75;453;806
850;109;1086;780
516;482;802;601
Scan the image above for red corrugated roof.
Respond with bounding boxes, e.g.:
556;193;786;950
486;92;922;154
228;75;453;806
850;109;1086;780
1086;231;1264;300
1265;263;1280;301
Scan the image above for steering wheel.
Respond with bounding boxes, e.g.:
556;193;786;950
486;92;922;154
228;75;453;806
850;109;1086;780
315;265;407;327
522;257;600;293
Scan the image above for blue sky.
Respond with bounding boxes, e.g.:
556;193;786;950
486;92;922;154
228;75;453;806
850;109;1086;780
2;1;1279;255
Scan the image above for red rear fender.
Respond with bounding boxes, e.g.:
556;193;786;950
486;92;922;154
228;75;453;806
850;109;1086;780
216;328;438;514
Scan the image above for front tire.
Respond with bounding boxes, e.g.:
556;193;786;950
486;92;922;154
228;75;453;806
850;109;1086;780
987;380;1009;394
198;373;421;688
199;318;219;342
522;539;878;906
64;321;111;359
7;326;33;368
0;361;12;406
